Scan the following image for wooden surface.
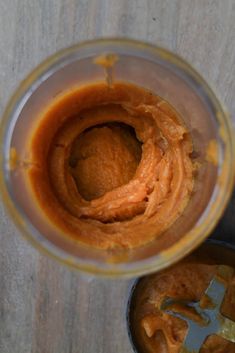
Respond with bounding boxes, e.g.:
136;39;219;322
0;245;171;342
0;1;235;352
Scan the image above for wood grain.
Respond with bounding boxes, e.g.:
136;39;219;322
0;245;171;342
0;1;234;352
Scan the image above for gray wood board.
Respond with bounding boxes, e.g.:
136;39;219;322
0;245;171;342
0;1;234;352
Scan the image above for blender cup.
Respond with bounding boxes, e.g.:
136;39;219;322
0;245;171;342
126;240;235;353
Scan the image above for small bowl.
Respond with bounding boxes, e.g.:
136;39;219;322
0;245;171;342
126;240;235;352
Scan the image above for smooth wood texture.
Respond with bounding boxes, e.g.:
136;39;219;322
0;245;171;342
0;1;234;352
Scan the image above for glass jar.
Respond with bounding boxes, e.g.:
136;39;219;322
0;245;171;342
0;39;234;277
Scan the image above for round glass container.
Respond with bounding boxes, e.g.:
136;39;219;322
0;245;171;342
0;39;234;277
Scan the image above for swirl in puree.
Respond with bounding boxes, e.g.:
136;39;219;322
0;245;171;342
28;81;194;249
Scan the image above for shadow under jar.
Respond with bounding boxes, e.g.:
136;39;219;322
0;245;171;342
0;39;234;277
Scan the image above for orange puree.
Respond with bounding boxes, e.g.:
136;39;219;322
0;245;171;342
27;82;194;249
130;256;235;353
